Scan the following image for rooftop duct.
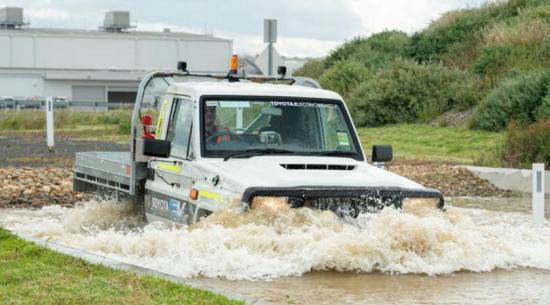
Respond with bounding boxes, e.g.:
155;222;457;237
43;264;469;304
101;11;133;32
0;7;28;29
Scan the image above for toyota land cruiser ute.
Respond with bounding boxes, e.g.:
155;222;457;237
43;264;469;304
73;58;444;225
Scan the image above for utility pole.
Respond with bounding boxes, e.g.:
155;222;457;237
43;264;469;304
264;19;277;76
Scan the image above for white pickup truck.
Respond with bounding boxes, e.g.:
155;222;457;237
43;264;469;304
73;59;444;225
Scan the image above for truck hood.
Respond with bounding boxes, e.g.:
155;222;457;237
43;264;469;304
199;156;424;192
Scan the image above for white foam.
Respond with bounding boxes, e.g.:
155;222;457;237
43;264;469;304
1;200;549;280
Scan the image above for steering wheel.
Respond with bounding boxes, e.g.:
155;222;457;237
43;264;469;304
206;131;246;144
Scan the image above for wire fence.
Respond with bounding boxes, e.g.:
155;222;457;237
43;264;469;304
0;100;157;111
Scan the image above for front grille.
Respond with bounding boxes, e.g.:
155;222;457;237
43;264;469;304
289;196;400;218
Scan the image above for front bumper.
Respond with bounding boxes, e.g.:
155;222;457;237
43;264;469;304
242;186;444;217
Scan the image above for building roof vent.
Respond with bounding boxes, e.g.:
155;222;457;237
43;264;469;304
0;7;28;29
100;11;133;32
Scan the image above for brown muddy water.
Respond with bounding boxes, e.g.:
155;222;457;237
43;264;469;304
1;196;549;305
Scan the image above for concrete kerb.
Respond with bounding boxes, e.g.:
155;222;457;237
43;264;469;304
465;165;550;195
10;230;274;305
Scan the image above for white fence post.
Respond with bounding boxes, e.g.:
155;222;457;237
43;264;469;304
46;97;54;152
533;163;545;225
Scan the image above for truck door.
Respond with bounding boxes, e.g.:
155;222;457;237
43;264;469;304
144;97;196;225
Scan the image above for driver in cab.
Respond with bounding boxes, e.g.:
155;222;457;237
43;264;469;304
204;106;231;144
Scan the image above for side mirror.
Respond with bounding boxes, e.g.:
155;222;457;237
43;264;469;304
372;145;393;163
143;138;171;158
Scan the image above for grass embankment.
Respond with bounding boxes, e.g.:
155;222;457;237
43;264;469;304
0;228;242;305
358;124;503;164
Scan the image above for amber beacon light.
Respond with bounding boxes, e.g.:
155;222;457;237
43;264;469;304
229;55;238;74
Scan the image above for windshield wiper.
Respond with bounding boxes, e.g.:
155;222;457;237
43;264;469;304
223;148;296;161
311;150;358;157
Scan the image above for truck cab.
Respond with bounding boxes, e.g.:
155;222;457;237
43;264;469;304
140;82;443;225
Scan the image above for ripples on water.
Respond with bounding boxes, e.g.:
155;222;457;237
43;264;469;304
1;198;549;281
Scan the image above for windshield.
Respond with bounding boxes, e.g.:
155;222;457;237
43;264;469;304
201;98;363;160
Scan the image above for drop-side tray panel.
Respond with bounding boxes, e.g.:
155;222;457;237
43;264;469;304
73;151;134;193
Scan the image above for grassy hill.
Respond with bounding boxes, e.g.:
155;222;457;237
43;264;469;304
295;0;549;168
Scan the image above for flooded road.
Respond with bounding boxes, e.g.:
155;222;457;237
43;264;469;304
1;196;549;304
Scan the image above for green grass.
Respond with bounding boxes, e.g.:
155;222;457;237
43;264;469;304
0;110;138;141
358;124;504;164
0;228;243;305
0;110;133;130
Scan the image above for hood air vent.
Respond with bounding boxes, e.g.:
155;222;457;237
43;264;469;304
280;164;355;170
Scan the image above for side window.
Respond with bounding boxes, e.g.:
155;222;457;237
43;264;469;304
320;108;352;151
166;98;193;158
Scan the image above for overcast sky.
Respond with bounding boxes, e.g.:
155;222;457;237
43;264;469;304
1;0;488;57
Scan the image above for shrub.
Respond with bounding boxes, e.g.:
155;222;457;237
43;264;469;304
483;18;550;47
502;119;550;169
324;37;368;68
292;59;326;80
474;17;550;84
473;70;550;130
319;60;370;100
440;34;483;69
519;4;550;21
473;45;513;84
489;0;549;19
406;9;491;62
348;59;480;126
537;95;550;119
406;0;543;62
324;31;409;70
347;31;410;71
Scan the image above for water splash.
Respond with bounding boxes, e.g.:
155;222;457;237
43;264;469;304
0;199;549;280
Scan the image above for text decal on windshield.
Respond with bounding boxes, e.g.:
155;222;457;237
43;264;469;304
270;101;336;108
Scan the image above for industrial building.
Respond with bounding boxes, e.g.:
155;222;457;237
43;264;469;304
0;7;232;105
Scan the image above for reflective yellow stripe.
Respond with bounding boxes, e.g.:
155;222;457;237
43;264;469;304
200;190;222;202
156;98;170;136
158;163;182;173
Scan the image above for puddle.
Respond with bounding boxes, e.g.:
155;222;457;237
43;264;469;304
1;196;549;304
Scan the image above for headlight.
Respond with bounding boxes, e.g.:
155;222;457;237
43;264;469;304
250;196;290;211
401;197;440;214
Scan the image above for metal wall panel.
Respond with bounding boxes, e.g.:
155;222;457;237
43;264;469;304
12;36;33;67
0;36;10;67
0;75;43;97
72;85;105;102
35;37;136;70
136;39;178;70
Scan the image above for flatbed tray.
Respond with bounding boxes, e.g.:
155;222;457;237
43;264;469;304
73;151;134;194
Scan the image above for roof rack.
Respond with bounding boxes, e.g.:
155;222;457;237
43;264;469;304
175;57;296;85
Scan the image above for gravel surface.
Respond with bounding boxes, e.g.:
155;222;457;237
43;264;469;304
0;167;92;208
390;161;512;197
